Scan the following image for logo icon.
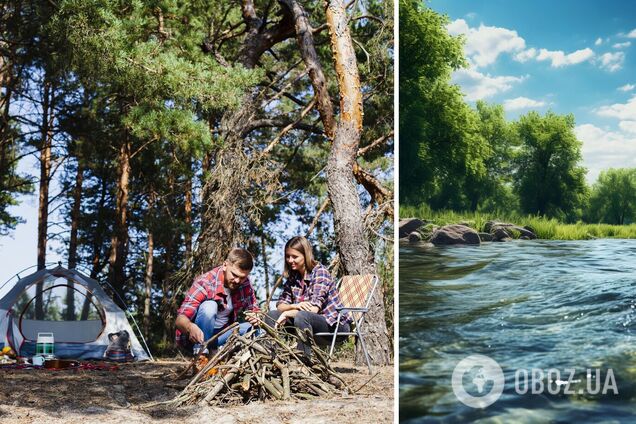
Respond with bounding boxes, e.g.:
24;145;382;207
452;354;505;408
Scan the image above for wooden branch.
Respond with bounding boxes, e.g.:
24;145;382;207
313;23;328;34
280;0;335;139
351;14;385;24
357;131;393;157
242;0;260;29
306;197;330;236
263;67;310;106
352;162;393;218
242;117;322;137
154;7;170;40
238;0;295;68
261;98;316;155
265;276;283;310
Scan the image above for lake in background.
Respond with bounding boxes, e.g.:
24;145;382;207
400;239;636;423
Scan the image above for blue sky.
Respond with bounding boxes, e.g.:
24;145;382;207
426;0;636;183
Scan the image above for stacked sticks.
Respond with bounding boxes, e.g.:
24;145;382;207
171;319;348;405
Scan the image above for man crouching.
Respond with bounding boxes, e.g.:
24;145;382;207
175;248;260;355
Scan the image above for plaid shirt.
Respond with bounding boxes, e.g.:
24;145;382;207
277;264;351;326
176;266;258;347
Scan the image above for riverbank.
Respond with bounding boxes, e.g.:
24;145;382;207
400;205;636;240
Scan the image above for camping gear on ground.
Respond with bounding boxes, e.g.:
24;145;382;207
36;332;55;358
43;358;79;369
104;330;134;362
0;265;150;361
31;355;45;366
0;346;17;364
314;274;380;374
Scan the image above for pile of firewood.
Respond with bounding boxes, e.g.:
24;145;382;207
170;320;348;406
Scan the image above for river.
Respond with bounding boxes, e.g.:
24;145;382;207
399;239;636;423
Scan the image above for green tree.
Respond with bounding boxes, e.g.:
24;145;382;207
399;0;487;208
466;101;518;212
514;111;588;220
587;168;636;225
0;1;38;235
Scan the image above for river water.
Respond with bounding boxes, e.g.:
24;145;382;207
399;239;636;423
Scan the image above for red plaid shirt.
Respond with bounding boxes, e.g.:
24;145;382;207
176;266;259;347
277;264;351;326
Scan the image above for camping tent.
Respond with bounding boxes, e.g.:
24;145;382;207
0;265;150;360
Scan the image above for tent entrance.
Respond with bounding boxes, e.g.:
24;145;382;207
12;276;106;343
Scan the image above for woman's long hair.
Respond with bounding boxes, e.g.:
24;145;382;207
283;236;318;278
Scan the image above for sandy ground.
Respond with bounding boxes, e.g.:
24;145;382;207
0;360;393;423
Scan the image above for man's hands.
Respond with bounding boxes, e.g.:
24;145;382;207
245;311;260;326
187;322;205;344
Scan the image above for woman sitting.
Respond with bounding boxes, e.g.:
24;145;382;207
266;236;351;358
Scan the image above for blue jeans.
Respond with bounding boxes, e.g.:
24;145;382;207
194;300;251;348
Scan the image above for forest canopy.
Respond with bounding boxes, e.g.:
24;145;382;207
0;0;394;361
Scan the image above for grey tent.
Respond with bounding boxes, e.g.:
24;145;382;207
0;265;150;360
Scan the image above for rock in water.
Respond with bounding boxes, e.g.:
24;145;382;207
484;221;537;240
408;231;422;243
478;232;493;242
399;218;425;238
430;225;480;246
493;227;512;242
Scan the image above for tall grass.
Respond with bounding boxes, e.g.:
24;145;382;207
400;204;636;240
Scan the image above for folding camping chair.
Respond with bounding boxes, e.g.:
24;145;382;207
315;274;380;374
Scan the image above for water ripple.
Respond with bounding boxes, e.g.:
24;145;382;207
400;239;636;421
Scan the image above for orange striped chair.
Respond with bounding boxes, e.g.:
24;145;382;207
315;274;380;373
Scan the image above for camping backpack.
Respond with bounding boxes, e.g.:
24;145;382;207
104;330;134;362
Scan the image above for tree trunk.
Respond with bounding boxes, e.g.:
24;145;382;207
261;230;270;305
81;174;109;321
0;38;12;182
324;0;391;366
36;78;54;320
184;166;193;261
160;232;176;345
108;132;130;302
143;191;156;338
281;0;335;139
90;171;109;279
66;159;83;320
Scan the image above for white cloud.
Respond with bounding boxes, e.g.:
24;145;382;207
618;84;635;92
575;123;636;182
447;19;599;71
627;28;636;38
595;37;603;46
535;48;595;67
465;12;477;20
596;96;636;121
503;97;547;111
582;98;636;181
452;68;526;101
613;41;631;49
513;48;537;62
597;52;625;72
619;121;636;134
447;19;470;34
447;19;526;67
